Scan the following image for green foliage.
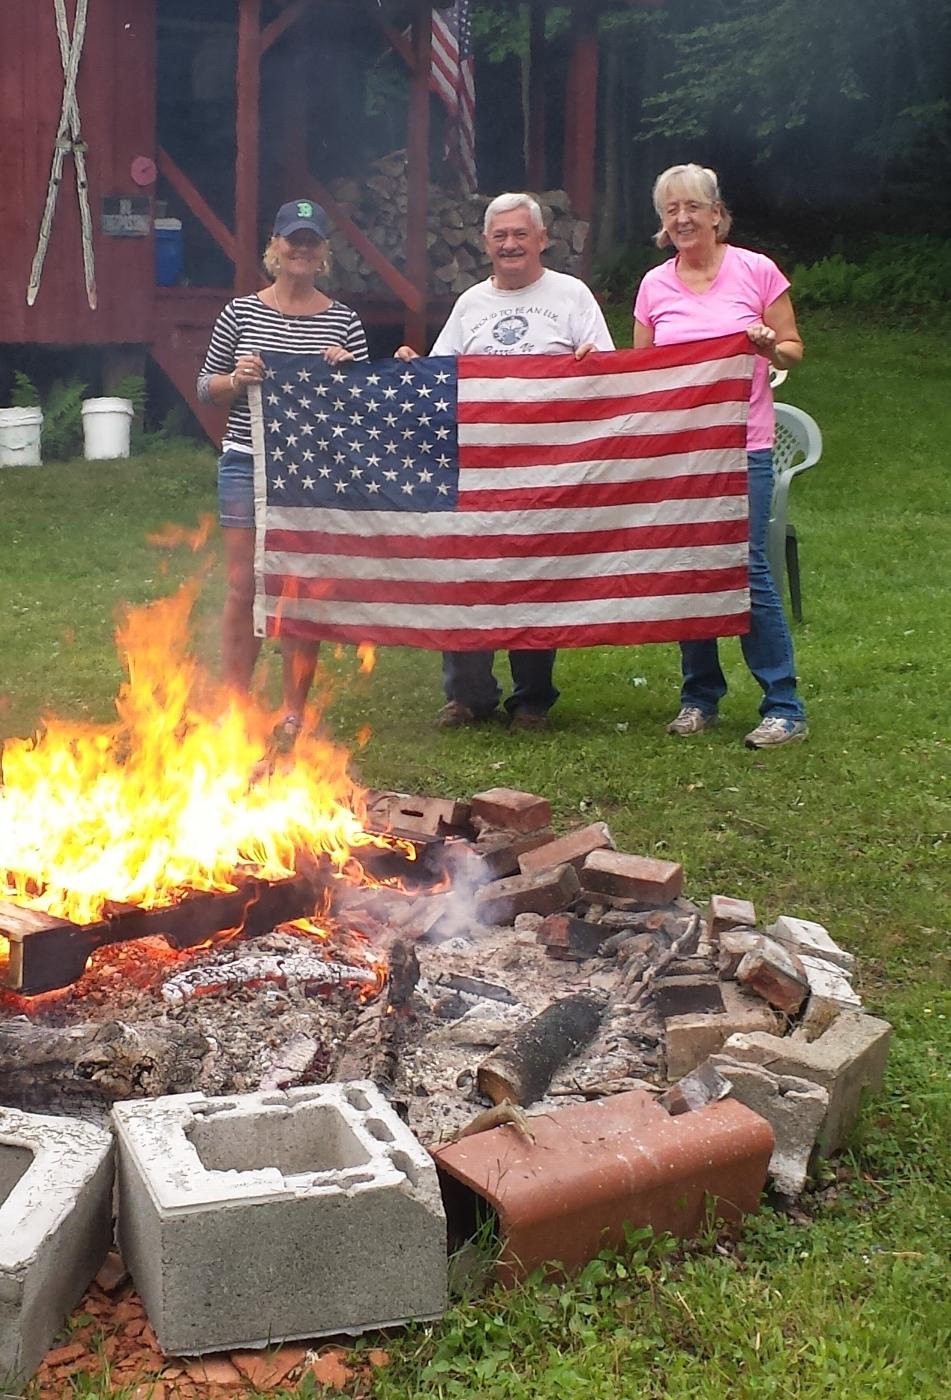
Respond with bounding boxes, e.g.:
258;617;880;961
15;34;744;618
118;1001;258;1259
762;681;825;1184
592;243;666;303
112;373;148;449
792;237;951;310
9;370;41;408
41;378;87;460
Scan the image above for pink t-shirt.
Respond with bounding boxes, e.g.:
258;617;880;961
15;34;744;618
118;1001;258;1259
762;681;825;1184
634;245;789;449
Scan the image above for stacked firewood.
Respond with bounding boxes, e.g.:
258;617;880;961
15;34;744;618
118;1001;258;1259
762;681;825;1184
325;153;590;297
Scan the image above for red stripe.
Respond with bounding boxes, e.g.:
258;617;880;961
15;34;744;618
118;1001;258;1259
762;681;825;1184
458;472;746;514
459;424;747;469
265;517;748;561
458;335;751;380
457;378;751;425
265;566;748;607
269;615;750;648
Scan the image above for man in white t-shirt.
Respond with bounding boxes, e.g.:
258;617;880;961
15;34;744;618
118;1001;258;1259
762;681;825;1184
396;192;615;730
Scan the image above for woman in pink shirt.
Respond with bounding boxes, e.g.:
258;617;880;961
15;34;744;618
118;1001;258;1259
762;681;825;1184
633;164;808;749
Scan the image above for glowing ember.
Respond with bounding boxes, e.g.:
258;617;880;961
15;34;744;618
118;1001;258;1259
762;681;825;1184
0;585;388;928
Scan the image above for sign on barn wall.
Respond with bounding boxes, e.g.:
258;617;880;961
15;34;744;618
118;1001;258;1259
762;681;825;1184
101;196;151;237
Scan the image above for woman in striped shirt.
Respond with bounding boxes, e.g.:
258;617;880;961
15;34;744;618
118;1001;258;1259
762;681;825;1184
198;199;368;753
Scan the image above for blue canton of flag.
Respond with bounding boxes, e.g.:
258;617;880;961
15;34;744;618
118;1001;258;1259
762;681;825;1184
257;351;459;513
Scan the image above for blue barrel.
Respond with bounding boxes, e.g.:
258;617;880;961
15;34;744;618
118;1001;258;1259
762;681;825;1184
154;219;184;286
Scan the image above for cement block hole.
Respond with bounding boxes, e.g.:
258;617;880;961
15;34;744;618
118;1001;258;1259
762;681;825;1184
1;1142;34;1202
186;1106;371;1176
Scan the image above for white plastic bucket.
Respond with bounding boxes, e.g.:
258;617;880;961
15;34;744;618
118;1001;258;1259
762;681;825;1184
0;406;43;467
81;397;134;460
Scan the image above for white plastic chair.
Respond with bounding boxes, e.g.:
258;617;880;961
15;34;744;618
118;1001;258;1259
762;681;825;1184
769;403;822;622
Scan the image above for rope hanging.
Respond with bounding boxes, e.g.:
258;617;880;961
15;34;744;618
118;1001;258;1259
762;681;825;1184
27;0;97;309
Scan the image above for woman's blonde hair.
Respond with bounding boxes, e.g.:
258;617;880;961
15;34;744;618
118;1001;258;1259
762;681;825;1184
262;235;330;281
651;164;732;248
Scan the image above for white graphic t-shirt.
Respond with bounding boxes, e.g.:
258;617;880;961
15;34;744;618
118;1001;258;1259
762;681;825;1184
430;269;614;356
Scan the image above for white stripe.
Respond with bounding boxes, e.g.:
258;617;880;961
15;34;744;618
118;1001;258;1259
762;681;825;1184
266;494;746;539
432;18;458;64
458;400;748;448
459;354;754;403
457;445;742;491
264;541;747;584
264;589;749;631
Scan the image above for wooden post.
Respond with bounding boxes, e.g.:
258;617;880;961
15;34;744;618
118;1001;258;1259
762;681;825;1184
527;0;547;191
281;32;311;198
235;0;262;293
563;4;600;237
404;0;432;349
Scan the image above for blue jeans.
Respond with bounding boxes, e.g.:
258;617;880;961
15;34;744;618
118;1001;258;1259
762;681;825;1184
441;650;559;718
679;449;805;721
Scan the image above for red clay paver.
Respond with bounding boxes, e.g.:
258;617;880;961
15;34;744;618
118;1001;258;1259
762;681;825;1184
433;1089;773;1283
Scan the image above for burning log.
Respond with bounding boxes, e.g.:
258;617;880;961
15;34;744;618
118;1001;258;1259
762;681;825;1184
476;991;606;1108
159;952;382;1005
0;872;328;996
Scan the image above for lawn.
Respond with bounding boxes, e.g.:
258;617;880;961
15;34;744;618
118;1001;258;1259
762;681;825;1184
2;312;949;1398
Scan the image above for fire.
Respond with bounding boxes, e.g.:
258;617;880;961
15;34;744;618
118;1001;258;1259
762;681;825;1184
0;584;384;927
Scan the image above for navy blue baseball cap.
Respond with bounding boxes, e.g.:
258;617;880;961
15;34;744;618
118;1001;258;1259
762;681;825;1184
273;199;330;239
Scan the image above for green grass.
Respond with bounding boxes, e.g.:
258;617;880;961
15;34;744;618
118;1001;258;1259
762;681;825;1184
4;313;950;1398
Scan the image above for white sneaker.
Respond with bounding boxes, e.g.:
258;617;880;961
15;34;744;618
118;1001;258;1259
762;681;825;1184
744;717;809;749
665;706;717;736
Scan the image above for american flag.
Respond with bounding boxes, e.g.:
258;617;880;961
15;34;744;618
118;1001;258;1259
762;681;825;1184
430;0;477;192
250;334;755;650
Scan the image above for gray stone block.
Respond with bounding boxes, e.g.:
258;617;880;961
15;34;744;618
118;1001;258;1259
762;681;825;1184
113;1082;447;1356
0;1109;113;1390
767;915;855;973
664;980;782;1080
710;1056;829;1196
720;1010;892;1155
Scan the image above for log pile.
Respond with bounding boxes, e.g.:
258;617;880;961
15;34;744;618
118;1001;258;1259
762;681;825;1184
324;154;591;299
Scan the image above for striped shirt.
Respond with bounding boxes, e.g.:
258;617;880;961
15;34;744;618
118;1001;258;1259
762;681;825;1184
198;294;369;452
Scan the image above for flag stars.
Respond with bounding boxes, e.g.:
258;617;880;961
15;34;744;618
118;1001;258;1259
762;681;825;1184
365;399;379;413
434;426;450;440
303;448;315;462
366;426;381;441
436;453;452;468
281;382;294;394
399;400;414;414
284;407;298;421
366;453;381;469
273;475;286;490
268;420;282;435
272;446;285;461
331;371;346;384
331;425;346;438
366;373;380;386
434;398;450;413
399;370;414;386
334;479;348;492
401;480;415;494
415;383;432;398
382;385;398;400
314;383;328;397
383;468;397;481
402;427;415;440
383;412;398;427
434;369;450;384
402;455;415;469
384;440;398;454
349;412;364;426
349;384;363;398
297;368;311;382
418;467;433;483
302;475;315;489
333;451;346;464
301;422;315;435
332;397;345;411
367;480;381;494
436;481;450;495
267;392;279;406
299;396;311;410
319;465;331;478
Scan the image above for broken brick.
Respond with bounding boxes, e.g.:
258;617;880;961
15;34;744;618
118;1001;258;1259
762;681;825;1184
709;1055;829;1196
470;787;552;833
475;863;580;924
665;981;782;1080
517;821;615;877
652;974;725;1019
717;926;765;979
365;789;470;837
450;828;555;883
705;894;757;941
580;849;683;906
735;939;810;1013
535;914;605;961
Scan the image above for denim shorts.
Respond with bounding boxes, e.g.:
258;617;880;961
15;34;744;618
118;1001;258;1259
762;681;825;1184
218;447;255;529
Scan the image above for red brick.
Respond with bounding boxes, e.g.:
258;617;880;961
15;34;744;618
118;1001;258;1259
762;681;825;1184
470;787;552;833
432;1090;773;1283
736;941;809;1013
705;893;757;941
535;914;605;960
517;821;614;877
581;849;683;905
475;863;580;924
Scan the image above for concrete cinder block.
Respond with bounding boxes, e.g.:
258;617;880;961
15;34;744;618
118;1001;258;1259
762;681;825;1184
113;1083;447;1356
720;1011;892;1155
665;981;782;1081
0;1109;113;1389
710;1056;830;1196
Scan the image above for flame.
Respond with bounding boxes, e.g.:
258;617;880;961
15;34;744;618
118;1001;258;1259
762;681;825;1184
357;644;376;674
0;583;379;926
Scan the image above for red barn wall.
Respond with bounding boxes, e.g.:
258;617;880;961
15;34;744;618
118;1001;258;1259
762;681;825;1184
0;0;156;345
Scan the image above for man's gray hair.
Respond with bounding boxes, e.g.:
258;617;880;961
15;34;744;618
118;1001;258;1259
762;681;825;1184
483;192;546;235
